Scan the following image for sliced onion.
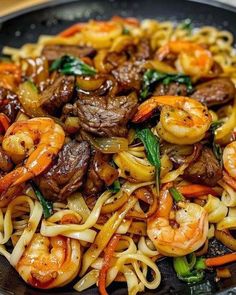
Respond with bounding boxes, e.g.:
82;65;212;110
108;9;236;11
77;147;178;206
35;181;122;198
81;131;128;153
215;229;236;251
74;269;99;292
144;60;177;74
76;76;105;91
18;81;45;117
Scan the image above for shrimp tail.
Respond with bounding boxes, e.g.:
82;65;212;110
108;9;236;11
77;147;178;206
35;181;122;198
132;96;180;123
0;167;26;193
11;170;34;187
132;99;159;123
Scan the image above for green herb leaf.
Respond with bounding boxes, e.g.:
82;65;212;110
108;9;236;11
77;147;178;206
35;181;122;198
169;187;185;202
50;55;97;76
180;18;193;35
136;128;161;192
210;121;223;133
140;69;193;100
136;128;161;168
109;179;121;193
123;28;130;35
30;182;53;219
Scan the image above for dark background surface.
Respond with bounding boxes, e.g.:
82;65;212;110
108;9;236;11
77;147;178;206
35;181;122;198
1;0;236;294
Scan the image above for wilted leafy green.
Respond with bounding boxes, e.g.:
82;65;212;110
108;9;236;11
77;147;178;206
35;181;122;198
50;55;97;76
209;121;223;164
140;69;193;100
136;128;161;191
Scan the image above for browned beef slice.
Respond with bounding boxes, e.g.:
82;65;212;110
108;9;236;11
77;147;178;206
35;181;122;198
36;140;90;201
112;61;144;91
183;146;222;186
135;39;151;60
153;82;188;97
42;45;96;61
0;87;21;122
40;75;75;115
74;92;138;136
83;150;105;196
192;78;235;107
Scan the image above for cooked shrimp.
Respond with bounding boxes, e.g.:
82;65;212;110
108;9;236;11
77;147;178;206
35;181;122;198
223;141;236;179
0;117;65;206
147;184;208;256
132;95;212;144
82;20;123;48
16;233;81;289
156;41;213;77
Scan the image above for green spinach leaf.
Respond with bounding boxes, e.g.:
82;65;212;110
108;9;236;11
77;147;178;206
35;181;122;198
50;55;97;76
30;182;53;219
136;128;161;191
109;179;121;193
140;69;193;100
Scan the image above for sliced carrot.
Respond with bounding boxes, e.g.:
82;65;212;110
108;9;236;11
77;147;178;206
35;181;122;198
223;171;236;191
178;184;218;197
98;234;121;295
59;23;86;37
205;252;236;267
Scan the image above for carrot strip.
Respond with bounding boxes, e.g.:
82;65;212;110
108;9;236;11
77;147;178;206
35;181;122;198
98;234;121;295
59;23;85;37
205;252;236;267
223;171;236;191
178;184;218;197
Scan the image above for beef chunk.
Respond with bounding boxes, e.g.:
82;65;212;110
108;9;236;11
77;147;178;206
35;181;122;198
183;146;222;186
0;87;21;122
112;61;144;91
83;150;118;196
192;78;235;107
83;150;105;196
40;75;75;115
36;140;90;201
135;39;151;60
42;45;96;61
73;92;137;136
153;82;188;97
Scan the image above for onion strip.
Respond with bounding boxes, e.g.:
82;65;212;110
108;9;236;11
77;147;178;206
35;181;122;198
80;197;137;276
